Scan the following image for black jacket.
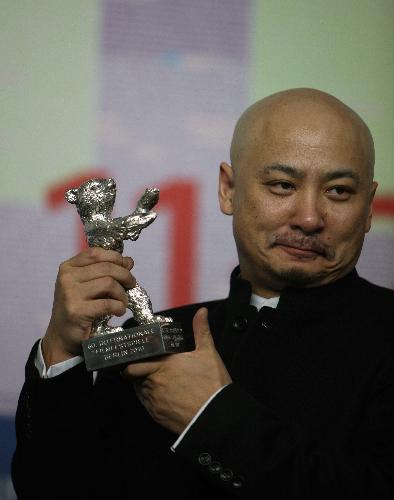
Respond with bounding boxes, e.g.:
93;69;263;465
12;268;394;499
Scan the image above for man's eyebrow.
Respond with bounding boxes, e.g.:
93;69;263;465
260;165;361;184
322;168;360;184
261;164;305;179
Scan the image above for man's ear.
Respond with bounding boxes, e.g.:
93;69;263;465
364;181;378;233
218;162;235;215
65;188;78;204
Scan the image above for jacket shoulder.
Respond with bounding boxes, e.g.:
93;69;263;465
353;277;394;337
356;276;394;308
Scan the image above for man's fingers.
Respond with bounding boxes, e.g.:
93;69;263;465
123;359;162;378
192;307;215;351
67;247;123;267
67;247;132;268
63;277;131;321
65;261;136;289
58;259;135;288
63;297;127;326
88;298;127;319
78;278;129;306
122;256;134;270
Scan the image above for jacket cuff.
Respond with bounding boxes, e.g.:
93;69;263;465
174;383;266;494
17;340;93;444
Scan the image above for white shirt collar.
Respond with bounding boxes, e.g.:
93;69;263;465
250;293;280;310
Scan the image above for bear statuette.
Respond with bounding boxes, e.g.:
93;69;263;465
65;178;188;371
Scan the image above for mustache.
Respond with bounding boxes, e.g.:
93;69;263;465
269;233;336;260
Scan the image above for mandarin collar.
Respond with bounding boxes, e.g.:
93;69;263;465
277;268;360;319
227;266;360;322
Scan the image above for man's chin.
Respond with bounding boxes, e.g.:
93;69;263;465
266;265;328;288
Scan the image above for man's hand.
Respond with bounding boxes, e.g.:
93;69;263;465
123;307;232;434
42;248;135;368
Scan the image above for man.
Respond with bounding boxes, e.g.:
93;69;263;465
13;89;394;499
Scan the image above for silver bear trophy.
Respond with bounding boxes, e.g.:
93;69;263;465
65;178;172;336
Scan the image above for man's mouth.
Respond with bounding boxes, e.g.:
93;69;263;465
276;244;322;259
269;234;335;260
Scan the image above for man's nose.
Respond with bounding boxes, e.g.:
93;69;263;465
289;193;325;234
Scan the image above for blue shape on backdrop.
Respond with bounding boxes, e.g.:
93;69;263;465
161;50;183;68
0;416;15;474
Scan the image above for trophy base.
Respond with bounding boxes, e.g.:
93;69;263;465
82;322;188;371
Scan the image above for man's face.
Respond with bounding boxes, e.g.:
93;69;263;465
219;104;377;295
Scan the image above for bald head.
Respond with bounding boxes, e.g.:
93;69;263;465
220;88;378;295
230;88;375;183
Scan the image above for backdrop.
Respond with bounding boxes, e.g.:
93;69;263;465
1;1;393;496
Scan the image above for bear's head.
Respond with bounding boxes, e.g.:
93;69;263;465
65;178;116;221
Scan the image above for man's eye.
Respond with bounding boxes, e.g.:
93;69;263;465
266;181;295;194
278;182;293;190
327;186;353;199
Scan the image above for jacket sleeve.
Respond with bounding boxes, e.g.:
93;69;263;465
11;341;95;499
174;374;394;499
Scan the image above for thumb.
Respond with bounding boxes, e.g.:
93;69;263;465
193;307;214;351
